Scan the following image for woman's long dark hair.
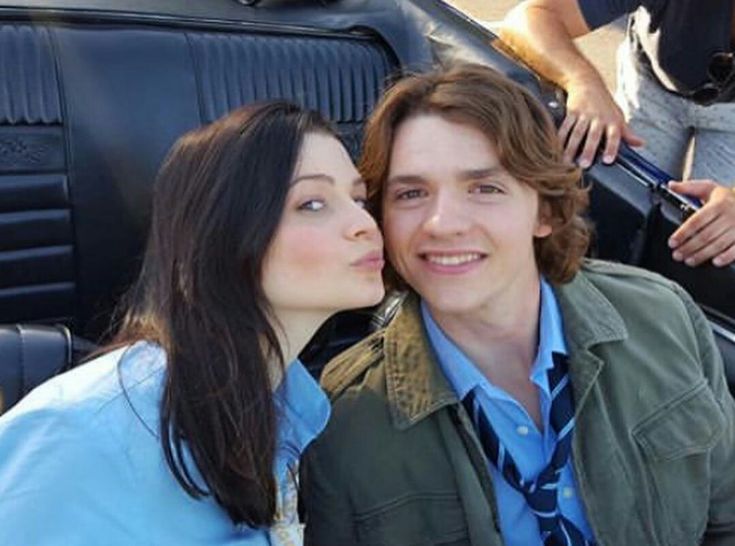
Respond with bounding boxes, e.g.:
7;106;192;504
111;102;333;526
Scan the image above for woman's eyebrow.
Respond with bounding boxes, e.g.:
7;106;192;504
290;173;334;186
291;174;365;187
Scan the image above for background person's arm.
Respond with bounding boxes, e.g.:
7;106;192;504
499;0;643;166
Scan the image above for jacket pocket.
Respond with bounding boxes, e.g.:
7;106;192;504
353;492;471;546
632;380;725;545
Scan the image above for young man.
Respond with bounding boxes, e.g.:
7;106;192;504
302;65;735;546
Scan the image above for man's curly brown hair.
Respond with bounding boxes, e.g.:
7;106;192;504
360;63;590;285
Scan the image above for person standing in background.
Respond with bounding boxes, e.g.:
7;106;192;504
500;0;735;267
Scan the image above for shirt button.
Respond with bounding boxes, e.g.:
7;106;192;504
516;425;530;436
562;487;574;499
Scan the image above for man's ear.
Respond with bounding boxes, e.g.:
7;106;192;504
534;201;553;238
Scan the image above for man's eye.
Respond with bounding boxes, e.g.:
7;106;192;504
471;184;502;194
396;188;425;200
298;199;325;211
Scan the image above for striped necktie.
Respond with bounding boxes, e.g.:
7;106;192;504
462;353;595;546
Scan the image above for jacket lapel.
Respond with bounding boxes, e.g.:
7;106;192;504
382;293;459;430
555;272;647;545
382;293;504;545
555;272;627;413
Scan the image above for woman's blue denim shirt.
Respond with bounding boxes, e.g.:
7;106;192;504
0;341;330;545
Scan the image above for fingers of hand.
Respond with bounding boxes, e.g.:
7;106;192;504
579;120;605;168
602;125;621;164
558;113;577;146
713;243;735;267
558;112;625;167
563;115;591;165
669;206;718;248
668;180;717;199
671;218;735;267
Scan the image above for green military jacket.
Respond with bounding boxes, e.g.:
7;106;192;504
302;260;735;546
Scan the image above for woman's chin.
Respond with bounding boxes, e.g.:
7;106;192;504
329;291;385;316
357;284;386;309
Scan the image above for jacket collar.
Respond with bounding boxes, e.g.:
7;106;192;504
382;268;629;430
383;293;458;430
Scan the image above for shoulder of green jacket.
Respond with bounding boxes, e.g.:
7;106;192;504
319;327;386;401
578;258;689;299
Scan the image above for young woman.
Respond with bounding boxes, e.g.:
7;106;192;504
0;102;384;545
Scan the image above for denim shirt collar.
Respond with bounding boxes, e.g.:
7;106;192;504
116;344;329;480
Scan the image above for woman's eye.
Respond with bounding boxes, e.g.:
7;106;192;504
354;197;368;209
396;188;425;200
298;199;325;212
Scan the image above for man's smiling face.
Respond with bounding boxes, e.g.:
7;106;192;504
382;113;552;320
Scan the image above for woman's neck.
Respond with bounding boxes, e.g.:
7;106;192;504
268;310;329;377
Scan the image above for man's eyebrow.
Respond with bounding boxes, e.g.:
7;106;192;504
385;174;427;186
459;166;505;180
386;168;505;186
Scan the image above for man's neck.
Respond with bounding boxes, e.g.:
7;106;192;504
427;273;544;427
429;276;541;381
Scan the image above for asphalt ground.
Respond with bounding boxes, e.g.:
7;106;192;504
446;0;624;90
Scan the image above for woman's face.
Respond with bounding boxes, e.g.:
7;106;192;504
262;132;385;320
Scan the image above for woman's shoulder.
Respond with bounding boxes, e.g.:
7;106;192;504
0;341;166;442
16;342;161;409
0;343;171;542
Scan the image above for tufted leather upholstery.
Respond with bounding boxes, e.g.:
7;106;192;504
0;325;71;413
0;20;395;339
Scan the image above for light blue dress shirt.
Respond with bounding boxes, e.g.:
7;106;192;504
422;280;595;546
0;342;330;545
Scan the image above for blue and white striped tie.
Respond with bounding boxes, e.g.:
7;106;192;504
462;353;594;546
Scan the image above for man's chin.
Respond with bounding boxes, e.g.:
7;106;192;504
420;292;485;317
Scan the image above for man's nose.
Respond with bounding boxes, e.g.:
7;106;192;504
422;192;470;237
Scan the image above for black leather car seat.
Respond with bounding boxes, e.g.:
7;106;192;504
0;325;72;413
0;21;396;339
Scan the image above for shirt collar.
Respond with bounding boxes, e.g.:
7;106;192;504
421;300;483;402
422;278;567;400
274;359;330;468
368;264;627;431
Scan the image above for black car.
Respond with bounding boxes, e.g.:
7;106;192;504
0;0;733;411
